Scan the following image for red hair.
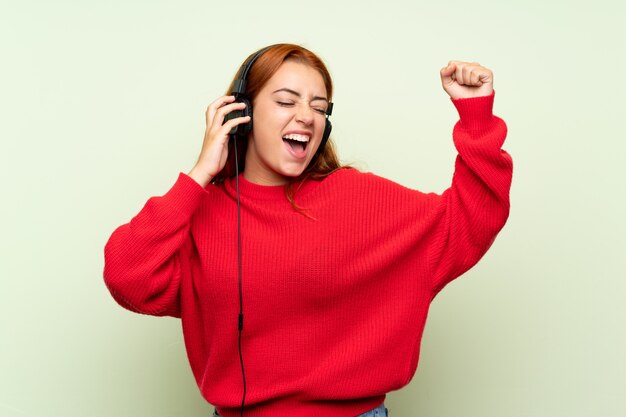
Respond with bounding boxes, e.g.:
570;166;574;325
212;44;346;208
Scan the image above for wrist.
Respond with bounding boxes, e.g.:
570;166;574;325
187;165;212;188
451;91;496;130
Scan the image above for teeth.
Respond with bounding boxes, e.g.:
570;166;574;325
282;134;309;142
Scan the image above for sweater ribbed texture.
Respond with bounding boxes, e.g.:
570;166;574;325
103;92;512;417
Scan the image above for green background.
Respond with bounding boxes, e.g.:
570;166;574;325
2;0;625;416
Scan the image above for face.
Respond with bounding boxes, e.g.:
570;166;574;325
244;60;329;186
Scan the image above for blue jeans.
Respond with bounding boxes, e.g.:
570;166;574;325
357;403;389;417
212;403;388;416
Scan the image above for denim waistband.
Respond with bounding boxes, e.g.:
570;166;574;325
357;403;388;417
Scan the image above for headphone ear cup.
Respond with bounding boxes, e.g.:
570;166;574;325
240;97;253;136
320;118;332;150
226;97;253;136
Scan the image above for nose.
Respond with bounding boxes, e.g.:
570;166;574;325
295;104;314;126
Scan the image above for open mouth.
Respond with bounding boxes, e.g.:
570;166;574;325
282;133;310;153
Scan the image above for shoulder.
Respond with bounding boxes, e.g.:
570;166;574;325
323;167;438;203
325;167;392;186
326;167;418;191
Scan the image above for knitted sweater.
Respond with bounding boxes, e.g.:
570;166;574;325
103;92;512;417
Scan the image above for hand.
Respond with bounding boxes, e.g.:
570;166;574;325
188;96;250;187
440;61;494;99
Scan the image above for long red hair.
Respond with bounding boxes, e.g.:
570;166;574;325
211;44;346;208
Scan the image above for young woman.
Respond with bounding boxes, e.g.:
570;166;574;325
104;43;512;417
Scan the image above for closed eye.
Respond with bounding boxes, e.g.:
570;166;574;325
277;101;327;115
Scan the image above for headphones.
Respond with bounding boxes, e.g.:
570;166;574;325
224;45;334;152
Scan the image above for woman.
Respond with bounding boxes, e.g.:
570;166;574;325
104;43;512;417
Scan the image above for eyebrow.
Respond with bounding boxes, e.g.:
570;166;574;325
272;88;328;103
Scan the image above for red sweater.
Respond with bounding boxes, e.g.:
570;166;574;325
104;93;512;417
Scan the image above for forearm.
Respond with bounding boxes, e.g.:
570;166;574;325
103;173;207;316
429;92;513;293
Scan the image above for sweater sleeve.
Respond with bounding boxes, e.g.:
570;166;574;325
103;173;207;317
428;92;513;295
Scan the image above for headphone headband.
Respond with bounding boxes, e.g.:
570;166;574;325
231;46;273;97
226;45;333;146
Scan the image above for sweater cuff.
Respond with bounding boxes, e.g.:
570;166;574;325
451;91;496;131
160;172;208;219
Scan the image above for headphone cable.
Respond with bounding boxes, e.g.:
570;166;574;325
232;134;247;417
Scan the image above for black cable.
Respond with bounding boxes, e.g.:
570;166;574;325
232;134;247;417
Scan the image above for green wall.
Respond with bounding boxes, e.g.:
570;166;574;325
1;1;624;416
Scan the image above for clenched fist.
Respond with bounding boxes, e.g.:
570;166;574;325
440;61;494;99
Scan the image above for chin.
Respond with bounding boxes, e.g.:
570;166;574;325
277;165;308;180
280;169;306;180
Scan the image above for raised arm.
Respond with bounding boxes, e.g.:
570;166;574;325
428;61;513;294
103;174;206;316
103;95;251;315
